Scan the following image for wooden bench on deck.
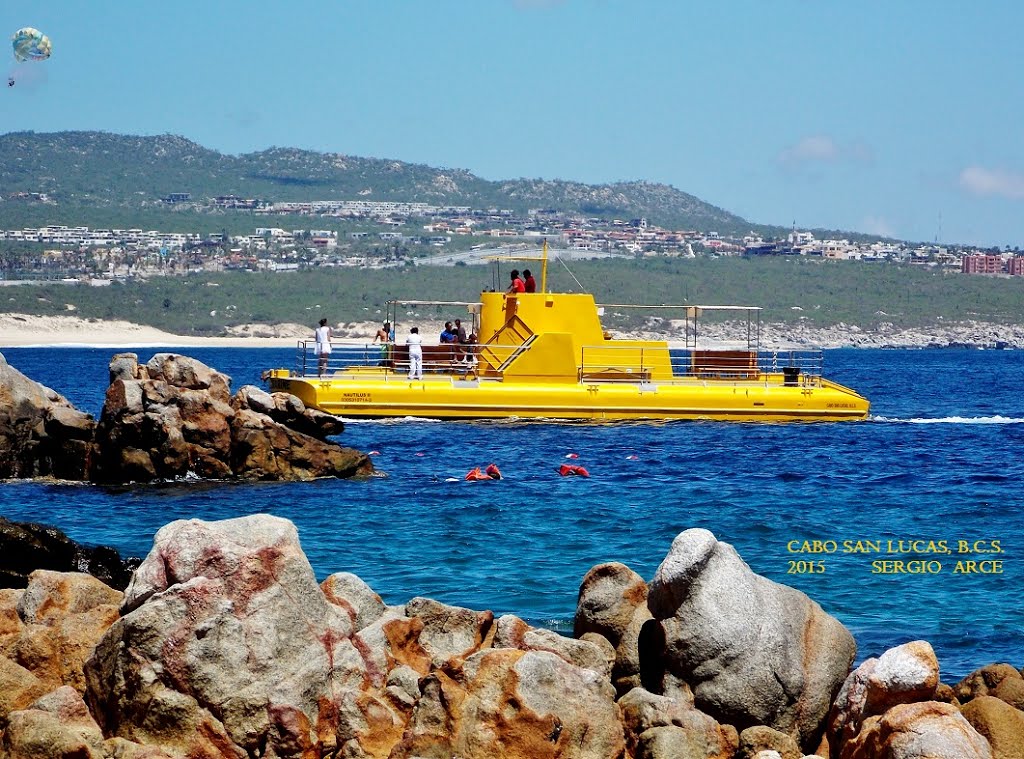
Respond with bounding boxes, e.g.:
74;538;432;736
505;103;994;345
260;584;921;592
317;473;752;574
690;350;758;379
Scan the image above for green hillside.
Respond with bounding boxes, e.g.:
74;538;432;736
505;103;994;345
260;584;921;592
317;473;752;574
3;258;1020;336
0;131;760;234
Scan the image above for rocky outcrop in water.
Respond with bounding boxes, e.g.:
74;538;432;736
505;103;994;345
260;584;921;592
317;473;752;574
0;351;372;484
0;354;95;480
0;518;1013;758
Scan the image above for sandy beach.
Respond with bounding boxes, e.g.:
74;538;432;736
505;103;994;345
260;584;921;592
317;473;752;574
0;314;389;349
0;313;704;350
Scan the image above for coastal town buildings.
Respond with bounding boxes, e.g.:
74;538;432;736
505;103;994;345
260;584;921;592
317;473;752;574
962;253;1013;275
1;198;1021;281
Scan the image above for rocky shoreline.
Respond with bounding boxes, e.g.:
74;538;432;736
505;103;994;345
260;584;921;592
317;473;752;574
0;515;1018;758
753;320;1024;351
624;320;1024;351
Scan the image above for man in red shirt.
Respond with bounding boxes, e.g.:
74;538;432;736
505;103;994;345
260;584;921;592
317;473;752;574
523;269;536;293
507;269;525;293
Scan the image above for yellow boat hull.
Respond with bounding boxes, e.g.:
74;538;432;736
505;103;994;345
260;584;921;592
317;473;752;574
268;371;869;422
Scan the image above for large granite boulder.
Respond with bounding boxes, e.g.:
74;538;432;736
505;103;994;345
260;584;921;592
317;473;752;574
646;529;856;748
75;514;634;757
92;353;372;483
83;515;393;758
0;352;96;480
0;517;139;590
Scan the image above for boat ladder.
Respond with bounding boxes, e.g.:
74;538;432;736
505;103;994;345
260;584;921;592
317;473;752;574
493;333;538;372
477;315;536;373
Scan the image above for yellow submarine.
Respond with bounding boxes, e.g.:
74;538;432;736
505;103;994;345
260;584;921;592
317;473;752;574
266;249;869;422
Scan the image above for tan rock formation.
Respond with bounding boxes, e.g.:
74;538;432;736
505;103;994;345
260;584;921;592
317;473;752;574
960;695;1024;759
574;561;653;695
841;701;993;759
828;641;940;754
957;664;1024;712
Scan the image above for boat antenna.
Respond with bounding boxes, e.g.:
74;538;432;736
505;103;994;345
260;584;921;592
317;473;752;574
540;239;548;293
555;248;586;292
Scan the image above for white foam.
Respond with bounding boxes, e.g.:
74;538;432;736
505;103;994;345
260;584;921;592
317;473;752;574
337;416;443;425
872;415;1024;425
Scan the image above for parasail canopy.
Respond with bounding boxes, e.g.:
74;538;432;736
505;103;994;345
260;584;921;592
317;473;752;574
11;27;52;62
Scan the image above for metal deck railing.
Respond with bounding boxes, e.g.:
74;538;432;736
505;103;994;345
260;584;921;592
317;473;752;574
289;341;827;387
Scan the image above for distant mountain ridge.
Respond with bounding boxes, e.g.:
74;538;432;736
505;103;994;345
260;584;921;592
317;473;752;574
0;130;760;233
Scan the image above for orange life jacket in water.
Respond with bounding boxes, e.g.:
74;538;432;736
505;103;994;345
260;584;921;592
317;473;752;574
465;467;490;481
559;464;590;477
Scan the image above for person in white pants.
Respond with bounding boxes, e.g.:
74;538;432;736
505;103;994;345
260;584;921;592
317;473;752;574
406;327;423;380
314;318;332;377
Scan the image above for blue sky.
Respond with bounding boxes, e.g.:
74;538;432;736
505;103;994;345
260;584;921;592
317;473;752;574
2;1;1022;247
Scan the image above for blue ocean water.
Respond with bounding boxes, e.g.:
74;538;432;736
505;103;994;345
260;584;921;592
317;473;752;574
1;346;1021;682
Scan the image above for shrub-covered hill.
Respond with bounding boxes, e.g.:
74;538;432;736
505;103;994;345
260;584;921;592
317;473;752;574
0;130;756;233
3;258;1022;336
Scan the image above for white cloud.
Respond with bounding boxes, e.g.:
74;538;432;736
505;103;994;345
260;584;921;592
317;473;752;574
959;166;1024;200
778;135;840;166
777;135;874;169
511;0;567;8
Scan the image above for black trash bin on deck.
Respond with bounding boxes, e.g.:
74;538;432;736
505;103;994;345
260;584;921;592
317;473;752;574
783;366;801;386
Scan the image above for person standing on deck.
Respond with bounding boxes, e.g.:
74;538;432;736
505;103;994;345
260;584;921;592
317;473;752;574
523;269;536;293
406;327;423;380
440;322;456;343
373;321;393;367
373;321;393;343
453;318;469;362
507;269;525;294
314;318;333;377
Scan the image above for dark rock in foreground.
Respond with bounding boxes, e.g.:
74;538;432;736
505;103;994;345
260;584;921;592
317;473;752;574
0;516;139;590
0;518;1010;758
0;351;372;484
